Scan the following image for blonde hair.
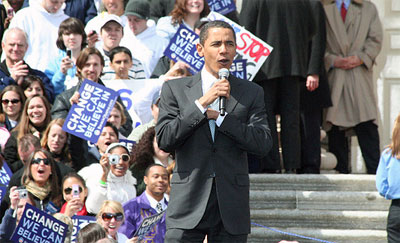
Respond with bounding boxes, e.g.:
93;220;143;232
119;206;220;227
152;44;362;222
389;114;400;159
96;200;125;223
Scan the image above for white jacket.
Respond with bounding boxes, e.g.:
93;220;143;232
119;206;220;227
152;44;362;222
9;1;68;72
78;163;137;214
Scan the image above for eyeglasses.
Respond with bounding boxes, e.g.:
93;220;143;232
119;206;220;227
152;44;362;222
1;99;20;105
102;212;123;222
31;158;51;165
63;186;83;195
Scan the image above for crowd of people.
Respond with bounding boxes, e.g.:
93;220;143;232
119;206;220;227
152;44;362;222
0;0;388;242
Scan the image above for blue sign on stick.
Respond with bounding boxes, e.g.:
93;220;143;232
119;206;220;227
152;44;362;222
11;204;68;243
63;79;118;143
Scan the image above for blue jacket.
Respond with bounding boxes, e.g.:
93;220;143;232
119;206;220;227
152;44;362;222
45;50;77;96
0;61;55;103
23;0;97;25
0;208;16;242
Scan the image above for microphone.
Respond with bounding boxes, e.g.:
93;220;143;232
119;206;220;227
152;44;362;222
218;68;229;116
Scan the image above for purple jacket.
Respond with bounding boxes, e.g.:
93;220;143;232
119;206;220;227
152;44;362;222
119;192;167;242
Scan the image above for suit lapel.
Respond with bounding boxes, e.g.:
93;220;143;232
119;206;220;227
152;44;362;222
226;76;242;114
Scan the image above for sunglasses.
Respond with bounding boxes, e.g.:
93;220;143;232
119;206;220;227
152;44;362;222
31;158;51;165
2;99;20;105
102;212;123;222
63;186;83;195
110;154;130;162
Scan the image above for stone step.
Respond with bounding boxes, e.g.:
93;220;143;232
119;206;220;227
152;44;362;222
248;227;387;243
250;190;390;211
250;174;377;191
250;209;388;230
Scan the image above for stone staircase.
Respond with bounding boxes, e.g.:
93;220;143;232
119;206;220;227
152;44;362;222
248;174;390;243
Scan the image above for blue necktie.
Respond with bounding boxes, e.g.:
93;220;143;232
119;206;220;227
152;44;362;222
209;99;219;141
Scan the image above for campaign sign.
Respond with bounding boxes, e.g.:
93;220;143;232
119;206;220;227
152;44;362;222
0;161;12;186
0;185;6;202
230;59;247;79
63;79;118;144
207;11;273;81
207;0;236;15
71;215;97;243
134;211;165;239
164;25;204;74
11;204;68;243
120;139;136;153
103;79;164;126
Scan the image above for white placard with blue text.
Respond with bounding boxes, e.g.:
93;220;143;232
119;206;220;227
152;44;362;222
102;78;164;126
63;80;118;143
11;204;68;243
207;0;236;15
207;11;273;81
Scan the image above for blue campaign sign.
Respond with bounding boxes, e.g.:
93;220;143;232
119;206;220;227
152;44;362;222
0;161;13;186
134;211;165;240
164;24;204;74
0;185;6;202
207;0;236;15
230;59;247;80
63;79;118;144
71;215;97;243
11;204;68;243
119;139;136;153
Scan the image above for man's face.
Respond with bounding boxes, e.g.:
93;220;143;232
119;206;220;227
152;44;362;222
103;0;124;15
18;144;35;165
80;54;103;82
110;52;132;79
96;126;118;154
41;0;64;13
101;21;123;51
196;27;236;78
2;30;28;64
127;15;147;36
144;166;168;198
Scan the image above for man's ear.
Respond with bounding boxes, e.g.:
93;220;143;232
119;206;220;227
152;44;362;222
196;43;204;57
143;176;148;186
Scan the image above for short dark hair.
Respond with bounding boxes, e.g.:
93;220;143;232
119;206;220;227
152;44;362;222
56;17;87;51
104;122;119;139
109;46;132;62
20;75;49;101
77;223;107;243
18;134;41;152
144;164;166;177
199;20;236;46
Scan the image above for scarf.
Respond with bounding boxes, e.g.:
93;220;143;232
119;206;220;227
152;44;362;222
25;180;51;201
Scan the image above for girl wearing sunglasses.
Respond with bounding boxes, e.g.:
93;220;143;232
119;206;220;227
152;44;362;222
0;85;25;132
60;172;91;217
21;149;62;212
79;143;137;214
96;200;129;243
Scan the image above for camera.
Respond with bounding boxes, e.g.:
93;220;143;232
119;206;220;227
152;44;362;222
72;184;80;198
17;189;28;199
109;154;119;165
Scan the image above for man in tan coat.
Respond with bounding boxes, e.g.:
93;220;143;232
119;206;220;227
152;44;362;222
323;0;383;174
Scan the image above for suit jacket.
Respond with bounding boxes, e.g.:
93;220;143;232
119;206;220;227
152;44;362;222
239;0;315;81
301;0;332;111
323;0;382;128
155;72;271;234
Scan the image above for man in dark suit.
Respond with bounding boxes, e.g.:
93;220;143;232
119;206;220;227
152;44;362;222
240;0;315;173
156;20;271;241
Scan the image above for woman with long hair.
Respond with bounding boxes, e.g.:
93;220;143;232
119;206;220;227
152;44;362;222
21;149;62;211
20;75;49;101
45;17;88;95
61;172;91;217
0;85;25;131
3;94;51;172
156;0;210;41
377;113;400;243
40;118;73;169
